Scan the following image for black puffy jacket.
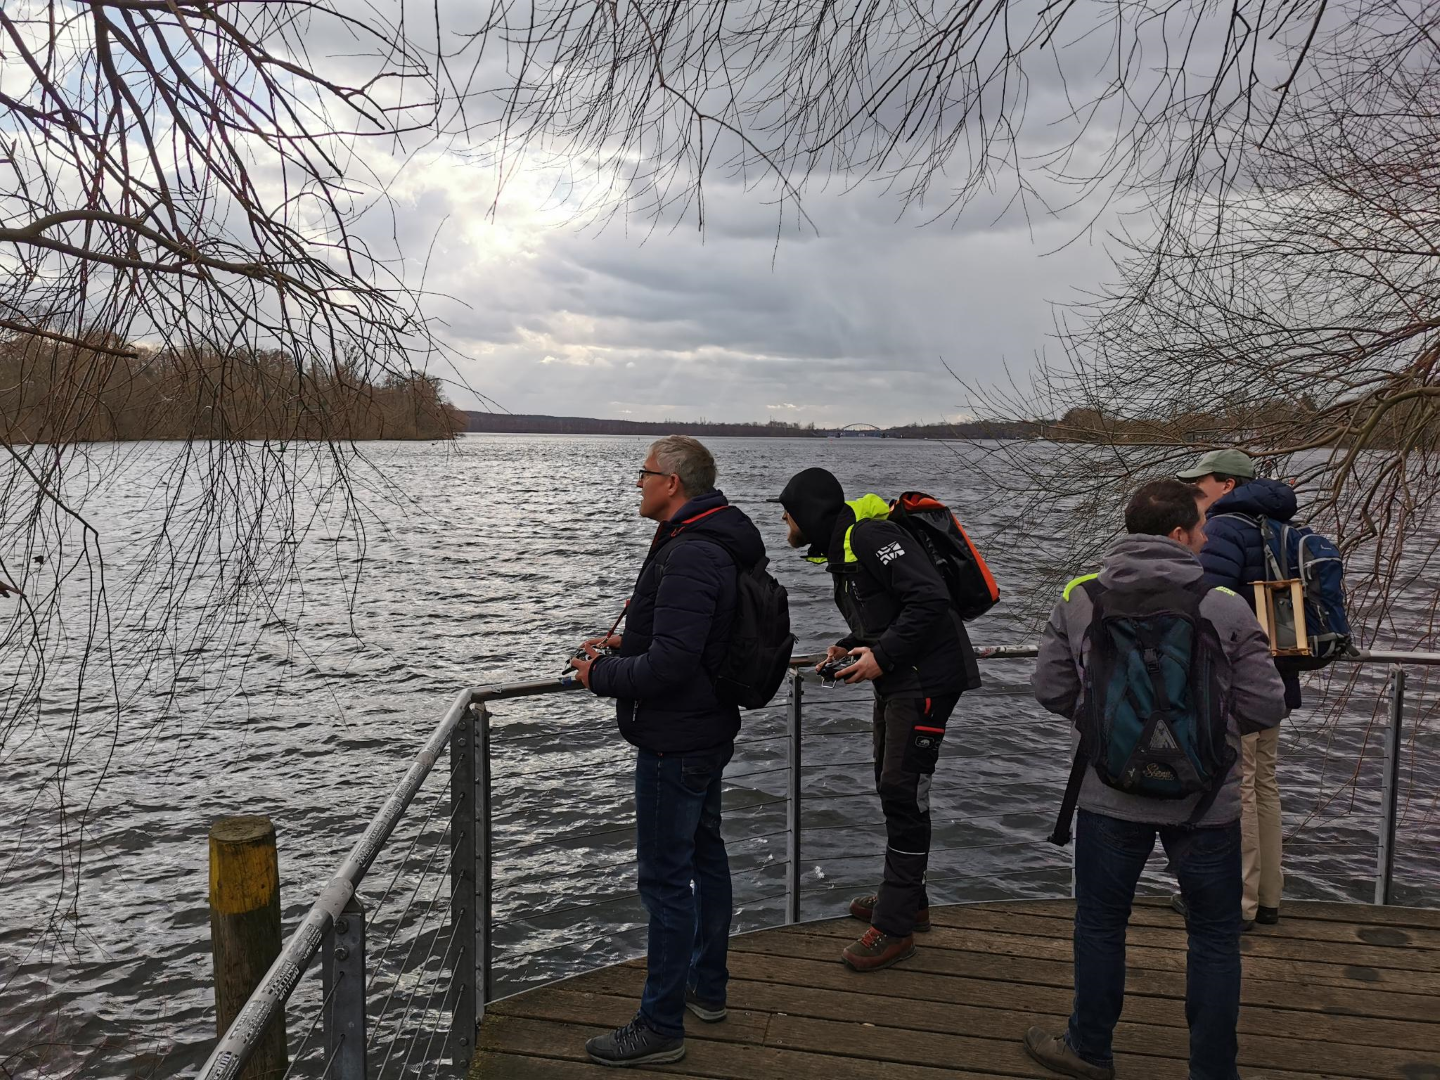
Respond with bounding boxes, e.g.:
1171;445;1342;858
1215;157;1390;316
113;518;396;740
779;469;979;699
589;490;766;753
1200;479;1303;710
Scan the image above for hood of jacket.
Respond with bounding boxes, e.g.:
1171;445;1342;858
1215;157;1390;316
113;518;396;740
658;489;766;567
777;467;846;559
1208;478;1298;523
1097;533;1204;593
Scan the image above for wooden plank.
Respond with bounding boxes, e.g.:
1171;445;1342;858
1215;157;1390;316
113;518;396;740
763;1012;1374;1080
727;925;1440;1022
488;985;771;1045
781;922;1440;993
470;1050;727;1079
470;900;1440;1080
942;899;1440;950
922;906;1440;969
473;1013;1020;1080
570;956;1440;1059
1005;896;1440;930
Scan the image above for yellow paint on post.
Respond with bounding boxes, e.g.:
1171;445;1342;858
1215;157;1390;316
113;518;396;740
209;814;287;1077
209;816;279;915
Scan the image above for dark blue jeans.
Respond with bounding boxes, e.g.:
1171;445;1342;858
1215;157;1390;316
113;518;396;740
1069;809;1243;1080
635;743;734;1038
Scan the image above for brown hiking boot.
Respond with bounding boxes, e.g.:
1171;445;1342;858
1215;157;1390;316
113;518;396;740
1022;1026;1115;1080
848;893;931;933
841;926;915;972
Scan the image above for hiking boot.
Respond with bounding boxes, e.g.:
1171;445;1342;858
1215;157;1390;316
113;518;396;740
685;988;727;1023
841;926;915;972
1022;1026;1115;1080
1256;905;1280;925
584;1015;685;1067
848;893;931;932
1173;892;1254;931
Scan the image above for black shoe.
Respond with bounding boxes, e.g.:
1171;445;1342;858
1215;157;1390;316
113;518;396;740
685;988;726;1023
585;1016;685;1067
1242;919;1256;932
1257;906;1280;925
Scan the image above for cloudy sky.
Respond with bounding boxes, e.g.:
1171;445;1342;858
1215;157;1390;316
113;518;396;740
334;2;1189;431
392;158;1121;428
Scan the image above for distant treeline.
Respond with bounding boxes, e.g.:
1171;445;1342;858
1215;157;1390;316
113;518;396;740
2;336;464;442
465;412;1042;439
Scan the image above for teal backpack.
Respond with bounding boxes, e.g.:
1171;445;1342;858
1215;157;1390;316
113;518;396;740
1050;579;1236;846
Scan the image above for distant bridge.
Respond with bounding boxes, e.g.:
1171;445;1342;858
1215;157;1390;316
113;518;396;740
834;422;883;434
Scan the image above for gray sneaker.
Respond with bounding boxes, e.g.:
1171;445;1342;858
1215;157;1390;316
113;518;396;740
1022;1026;1115;1080
585;1016;685;1067
685;988;727;1023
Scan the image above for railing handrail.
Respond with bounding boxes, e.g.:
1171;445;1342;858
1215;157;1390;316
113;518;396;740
197;644;1440;1078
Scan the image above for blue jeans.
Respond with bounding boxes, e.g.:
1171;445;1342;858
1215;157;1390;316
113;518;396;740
635;743;734;1038
1068;809;1243;1080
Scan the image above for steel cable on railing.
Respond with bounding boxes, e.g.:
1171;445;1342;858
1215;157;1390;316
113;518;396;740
923;864;1070;888
367;798;467;995
492;887;645;929
367;844;457;1048
279;968;344;1080
317;1036;345;1079
500;756;631;780
415;969;463;1080
365;756;464;943
723;764;795;784
383;912;464;1080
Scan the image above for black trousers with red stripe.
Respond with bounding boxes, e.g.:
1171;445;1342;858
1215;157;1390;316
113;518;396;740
869;692;961;937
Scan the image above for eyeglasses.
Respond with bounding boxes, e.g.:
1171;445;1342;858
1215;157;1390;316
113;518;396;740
637;468;671;481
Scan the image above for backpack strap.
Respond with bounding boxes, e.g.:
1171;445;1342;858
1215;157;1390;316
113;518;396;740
1049;577;1106;847
1181;578;1235;824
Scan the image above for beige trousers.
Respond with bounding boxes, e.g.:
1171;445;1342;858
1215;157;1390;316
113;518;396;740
1239;725;1284;919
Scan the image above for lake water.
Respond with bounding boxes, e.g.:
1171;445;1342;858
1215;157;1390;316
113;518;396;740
1;435;1436;1077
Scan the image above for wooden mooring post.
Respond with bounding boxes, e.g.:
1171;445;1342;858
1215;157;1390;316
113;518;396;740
209;815;287;1079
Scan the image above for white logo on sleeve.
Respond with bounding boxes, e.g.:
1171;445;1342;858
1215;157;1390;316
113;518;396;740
875;541;905;565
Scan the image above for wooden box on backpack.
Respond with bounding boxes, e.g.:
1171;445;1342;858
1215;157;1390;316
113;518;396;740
1250;579;1311;657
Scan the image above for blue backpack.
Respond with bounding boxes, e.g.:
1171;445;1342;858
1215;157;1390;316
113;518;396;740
1049;579;1235;846
1220;514;1352;671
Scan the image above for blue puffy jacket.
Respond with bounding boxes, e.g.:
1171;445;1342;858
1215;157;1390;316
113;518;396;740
1200;479;1303;710
589;490;766;753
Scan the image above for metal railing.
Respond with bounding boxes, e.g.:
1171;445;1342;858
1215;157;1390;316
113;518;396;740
197;646;1438;1079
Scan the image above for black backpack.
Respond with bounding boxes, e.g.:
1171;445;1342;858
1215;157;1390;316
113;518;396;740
666;534;795;709
1050;579;1235;845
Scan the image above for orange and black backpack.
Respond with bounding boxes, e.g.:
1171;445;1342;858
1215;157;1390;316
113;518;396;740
887;491;999;621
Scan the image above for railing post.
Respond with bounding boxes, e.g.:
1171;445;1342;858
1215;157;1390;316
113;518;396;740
450;700;491;1066
1375;665;1404;906
322;895;366;1079
786;669;804;925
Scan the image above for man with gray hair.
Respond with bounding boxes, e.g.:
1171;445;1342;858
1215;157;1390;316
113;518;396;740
570;435;768;1067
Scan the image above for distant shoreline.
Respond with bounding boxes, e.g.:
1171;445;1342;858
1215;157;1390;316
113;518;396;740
464;411;1038;441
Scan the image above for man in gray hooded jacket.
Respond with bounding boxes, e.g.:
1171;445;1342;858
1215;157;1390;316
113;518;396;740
1023;479;1286;1080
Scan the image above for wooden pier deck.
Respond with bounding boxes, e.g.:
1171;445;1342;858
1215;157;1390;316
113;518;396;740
468;897;1440;1080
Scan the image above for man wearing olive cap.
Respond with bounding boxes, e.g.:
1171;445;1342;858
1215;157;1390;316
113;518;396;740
1174;447;1296;930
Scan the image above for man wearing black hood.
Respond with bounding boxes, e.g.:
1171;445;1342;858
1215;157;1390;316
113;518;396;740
776;467;980;971
571;436;767;1067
